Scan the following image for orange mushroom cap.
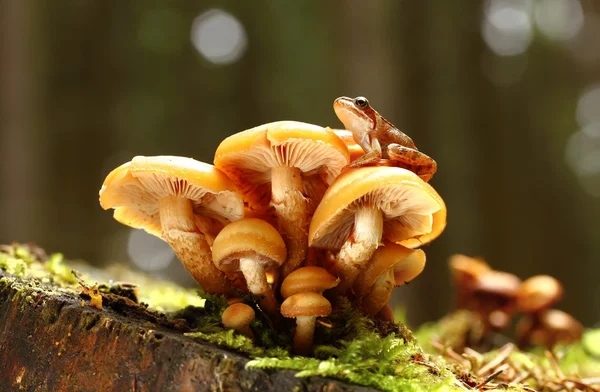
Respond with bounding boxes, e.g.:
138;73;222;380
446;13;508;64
214;121;349;212
516;275;564;314
99;156;243;237
333;129;364;162
280;266;339;299
309;166;445;250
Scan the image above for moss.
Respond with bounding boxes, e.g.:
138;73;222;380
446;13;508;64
7;243;597;391
186;330;289;358
247;332;457;392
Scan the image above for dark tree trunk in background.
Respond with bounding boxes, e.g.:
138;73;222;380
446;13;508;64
0;0;40;243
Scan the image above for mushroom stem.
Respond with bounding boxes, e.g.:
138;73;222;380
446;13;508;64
271;166;308;278
239;258;279;316
159;195;231;295
335;206;383;294
360;268;395;316
294;316;317;356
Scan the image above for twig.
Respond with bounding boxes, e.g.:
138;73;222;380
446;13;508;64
477;343;514;376
474;364;507;389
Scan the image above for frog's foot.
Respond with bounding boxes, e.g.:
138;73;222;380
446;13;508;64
386;144;437;182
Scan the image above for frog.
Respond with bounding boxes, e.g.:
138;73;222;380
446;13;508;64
333;96;437;182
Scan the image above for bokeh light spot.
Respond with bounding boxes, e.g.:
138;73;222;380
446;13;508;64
565;123;600;197
191;9;247;65
127;229;175;271
534;0;583;42
482;0;533;56
576;84;600;127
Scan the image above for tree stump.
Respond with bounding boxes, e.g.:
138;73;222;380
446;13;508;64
0;271;376;392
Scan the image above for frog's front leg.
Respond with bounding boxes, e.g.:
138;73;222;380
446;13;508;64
342;138;382;172
387;144;437;182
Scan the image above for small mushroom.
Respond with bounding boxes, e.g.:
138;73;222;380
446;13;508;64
215;121;349;279
212;218;286;316
516;309;583;348
309;166;445;294
222;303;255;339
280;266;339;299
357;245;426;316
376;303;395;323
99;156;244;295
280;292;332;355
516;275;564;314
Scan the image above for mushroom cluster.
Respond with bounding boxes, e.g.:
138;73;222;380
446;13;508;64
100;119;447;355
449;255;583;349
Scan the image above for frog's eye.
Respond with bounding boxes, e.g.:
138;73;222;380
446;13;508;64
354;97;369;108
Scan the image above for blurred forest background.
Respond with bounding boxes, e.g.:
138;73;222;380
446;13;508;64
1;0;599;327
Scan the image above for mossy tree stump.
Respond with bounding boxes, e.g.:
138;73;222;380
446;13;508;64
0;271;376;392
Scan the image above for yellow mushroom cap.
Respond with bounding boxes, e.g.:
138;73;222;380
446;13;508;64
517;275;564;313
280;292;332;318
280;266;339;299
333;129;364;162
308;166;445;250
353;242;415;297
399;183;447;249
222;303;255;329
99;156;243;237
212;218;287;273
393;248;426;286
214;121;349;210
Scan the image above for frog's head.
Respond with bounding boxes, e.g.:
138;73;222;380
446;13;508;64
333;96;376;134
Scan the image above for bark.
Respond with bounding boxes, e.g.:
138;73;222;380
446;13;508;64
0;271;376;392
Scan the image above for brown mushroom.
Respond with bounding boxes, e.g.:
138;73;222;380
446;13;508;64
280;292;332;355
516;275;564;314
516;309;583;348
309;166;444;294
222;303;255;339
99;156;244;295
214;121;349;279
280;266;339;299
471;270;521;333
212;218;286;316
448;254;492;309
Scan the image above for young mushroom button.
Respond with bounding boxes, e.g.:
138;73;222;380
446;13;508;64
222;303;255;339
280;292;332;356
212;218;286;317
280;266;339;299
309;166;445;294
214;121;350;280
99;156;244;296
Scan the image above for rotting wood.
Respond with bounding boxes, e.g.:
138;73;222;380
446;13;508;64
0;272;377;392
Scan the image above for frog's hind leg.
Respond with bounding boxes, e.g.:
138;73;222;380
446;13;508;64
387;144;437;182
342;150;382;172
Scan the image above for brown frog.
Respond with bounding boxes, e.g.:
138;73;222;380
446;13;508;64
333;96;437;182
